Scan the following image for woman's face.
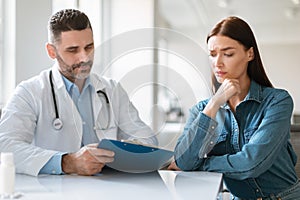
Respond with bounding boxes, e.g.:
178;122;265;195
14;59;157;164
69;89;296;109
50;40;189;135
207;35;253;84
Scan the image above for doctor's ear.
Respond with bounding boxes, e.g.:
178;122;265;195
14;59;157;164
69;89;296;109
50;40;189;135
46;43;57;59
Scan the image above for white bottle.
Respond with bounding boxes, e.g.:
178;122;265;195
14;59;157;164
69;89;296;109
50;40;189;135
0;152;15;196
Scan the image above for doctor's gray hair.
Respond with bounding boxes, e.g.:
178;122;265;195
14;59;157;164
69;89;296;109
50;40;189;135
48;9;93;44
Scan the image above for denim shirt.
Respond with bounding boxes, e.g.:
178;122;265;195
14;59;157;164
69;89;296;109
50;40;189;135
174;80;298;199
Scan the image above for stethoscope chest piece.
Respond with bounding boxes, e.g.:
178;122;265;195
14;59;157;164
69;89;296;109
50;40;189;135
53;118;63;130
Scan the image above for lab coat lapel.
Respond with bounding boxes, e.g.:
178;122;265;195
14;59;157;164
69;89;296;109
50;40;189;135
91;75;118;140
91;74;105;122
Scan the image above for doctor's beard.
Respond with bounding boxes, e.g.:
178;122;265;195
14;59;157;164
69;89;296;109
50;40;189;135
56;53;94;82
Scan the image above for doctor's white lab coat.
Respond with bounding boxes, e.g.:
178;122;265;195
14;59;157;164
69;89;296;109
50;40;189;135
0;65;157;176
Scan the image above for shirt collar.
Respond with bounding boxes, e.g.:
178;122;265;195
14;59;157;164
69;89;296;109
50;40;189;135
61;75;93;94
244;80;263;103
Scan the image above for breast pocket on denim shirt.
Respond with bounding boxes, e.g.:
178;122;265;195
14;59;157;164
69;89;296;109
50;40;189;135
243;126;258;144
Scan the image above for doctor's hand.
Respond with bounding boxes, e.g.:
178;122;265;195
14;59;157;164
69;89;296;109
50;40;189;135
62;143;115;176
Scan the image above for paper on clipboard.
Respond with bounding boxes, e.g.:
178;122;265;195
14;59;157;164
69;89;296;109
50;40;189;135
98;139;174;173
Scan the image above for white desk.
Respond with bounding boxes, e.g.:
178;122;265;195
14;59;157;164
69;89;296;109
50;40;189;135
14;169;223;200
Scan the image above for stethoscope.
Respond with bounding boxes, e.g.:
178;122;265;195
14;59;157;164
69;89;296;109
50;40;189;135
49;70;111;130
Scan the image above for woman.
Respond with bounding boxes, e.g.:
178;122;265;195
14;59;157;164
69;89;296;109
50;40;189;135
172;16;300;199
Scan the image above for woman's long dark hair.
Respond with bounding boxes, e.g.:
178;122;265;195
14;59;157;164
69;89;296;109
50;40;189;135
207;16;273;93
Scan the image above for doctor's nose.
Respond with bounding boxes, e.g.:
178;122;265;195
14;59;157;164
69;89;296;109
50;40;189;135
76;49;94;63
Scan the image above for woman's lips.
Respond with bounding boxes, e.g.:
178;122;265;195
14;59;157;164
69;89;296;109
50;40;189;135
216;71;226;77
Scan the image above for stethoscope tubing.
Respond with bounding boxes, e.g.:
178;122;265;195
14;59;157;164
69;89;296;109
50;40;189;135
97;90;111;130
49;70;111;130
49;70;59;119
97;90;109;104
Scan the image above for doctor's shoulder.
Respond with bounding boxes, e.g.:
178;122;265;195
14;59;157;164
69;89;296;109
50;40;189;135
90;73;123;92
13;69;50;101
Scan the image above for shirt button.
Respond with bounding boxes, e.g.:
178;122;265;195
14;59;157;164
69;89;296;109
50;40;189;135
256;189;259;192
82;121;86;125
211;126;215;130
52;170;56;174
210;141;214;145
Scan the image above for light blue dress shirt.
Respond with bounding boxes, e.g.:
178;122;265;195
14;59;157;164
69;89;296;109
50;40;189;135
40;75;98;174
174;80;300;199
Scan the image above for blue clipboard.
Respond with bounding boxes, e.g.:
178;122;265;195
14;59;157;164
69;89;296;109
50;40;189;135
98;139;174;173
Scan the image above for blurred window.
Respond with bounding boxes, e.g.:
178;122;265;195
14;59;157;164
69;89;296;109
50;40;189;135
0;0;3;104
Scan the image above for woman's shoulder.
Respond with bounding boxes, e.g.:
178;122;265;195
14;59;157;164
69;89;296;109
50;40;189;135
260;85;293;107
262;85;292;99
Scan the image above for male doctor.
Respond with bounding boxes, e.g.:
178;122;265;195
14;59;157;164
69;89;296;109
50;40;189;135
0;9;157;176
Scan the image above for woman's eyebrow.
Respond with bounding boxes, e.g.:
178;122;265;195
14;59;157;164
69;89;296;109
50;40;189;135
220;47;235;51
209;46;236;52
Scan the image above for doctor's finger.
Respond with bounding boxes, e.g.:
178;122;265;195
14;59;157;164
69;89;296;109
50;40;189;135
77;163;105;176
88;148;115;157
92;155;114;164
86;143;98;148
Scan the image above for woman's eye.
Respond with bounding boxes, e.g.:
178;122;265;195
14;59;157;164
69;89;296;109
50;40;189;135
224;53;233;57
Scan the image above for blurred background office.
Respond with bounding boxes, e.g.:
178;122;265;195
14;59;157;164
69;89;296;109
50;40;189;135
0;0;300;152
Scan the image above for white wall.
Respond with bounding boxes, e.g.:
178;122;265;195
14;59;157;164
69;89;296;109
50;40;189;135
15;0;52;84
1;0;51;104
1;0;15;105
260;43;300;114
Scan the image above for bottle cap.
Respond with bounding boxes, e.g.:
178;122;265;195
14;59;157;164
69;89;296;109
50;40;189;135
0;152;14;165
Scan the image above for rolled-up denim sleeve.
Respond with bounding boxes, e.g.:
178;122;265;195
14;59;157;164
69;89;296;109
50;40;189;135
39;152;65;175
174;105;218;171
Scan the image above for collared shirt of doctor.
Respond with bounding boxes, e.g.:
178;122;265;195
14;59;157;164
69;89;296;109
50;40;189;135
173;16;300;200
0;9;157;177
